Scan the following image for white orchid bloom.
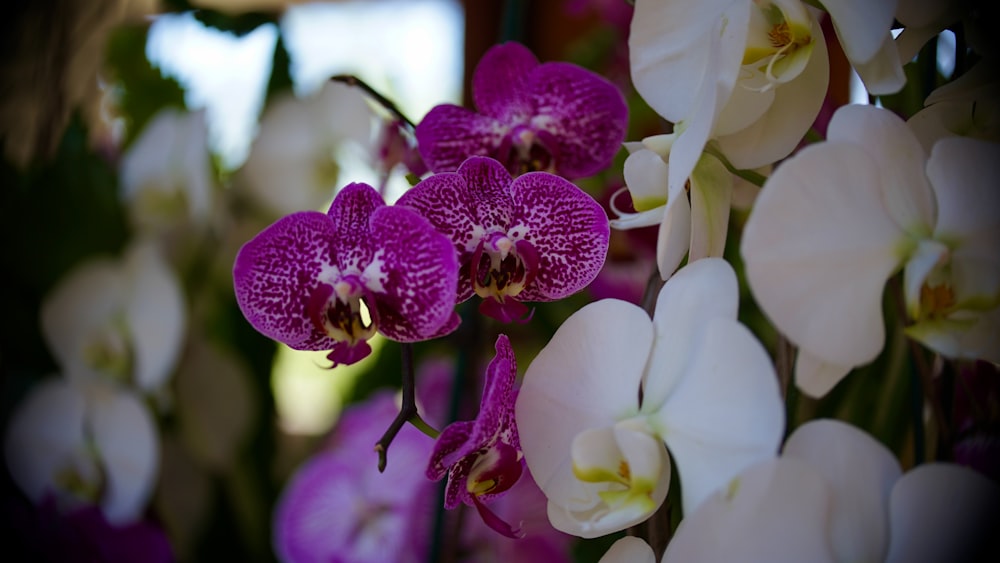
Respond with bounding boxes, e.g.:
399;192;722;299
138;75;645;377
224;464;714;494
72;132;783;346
4;377;160;525
515;258;784;538
119;108;214;233
237;80;374;215
40;239;186;393
907;58;1000;152
742;104;1000;398
653;419;1000;563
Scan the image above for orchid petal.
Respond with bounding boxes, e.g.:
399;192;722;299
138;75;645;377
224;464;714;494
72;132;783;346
622;149;669;212
87;385;159;525
822;0;899;66
794;350;855;399
123;240;186;391
4;378;89;505
902;239;949;318
516;300;652;525
687;153;733;262
851;32;906;95
609;207;664;230
510;171;610;301
471;42;537;120
654;317;784;515
656;185;692;280
783;419;902;563
662;458;837;563
829;104;936;235
926;137;1000;304
906;308;1000;364
415;105;505;174
885;463;1000;563
643;258;740;409
741;141;903;379
599;537;656;563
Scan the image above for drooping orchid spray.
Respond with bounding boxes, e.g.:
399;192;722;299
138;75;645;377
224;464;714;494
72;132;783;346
416;41;628;178
397;156;610;323
233;182;460;367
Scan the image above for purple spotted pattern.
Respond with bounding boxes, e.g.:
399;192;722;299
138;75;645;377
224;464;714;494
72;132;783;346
415;41;628;179
233;183;460;364
426;334;524;538
396;156;610;322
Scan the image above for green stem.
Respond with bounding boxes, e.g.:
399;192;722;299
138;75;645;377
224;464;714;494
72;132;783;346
703;144;769;187
409;413;440;439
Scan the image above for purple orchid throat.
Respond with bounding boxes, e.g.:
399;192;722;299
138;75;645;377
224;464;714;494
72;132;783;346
396;156;610;323
233;182;460;366
415;41;628;179
426;334;525;538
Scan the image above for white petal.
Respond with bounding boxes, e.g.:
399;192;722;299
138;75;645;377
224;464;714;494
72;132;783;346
599;537;656;563
927;137;1000;303
924;58;1000;106
794;349;854;398
903;239;950;319
896;0;952;28
656;188;692;280
886;463;1000;563
623;149;669;212
717;24;829;169
906;308;1000;363
687;154;733;262
713;77;774;137
40;258;125;380
3;378;88;503
851;32;906;95
643;258;740;409
741;141;903;371
653;318;784;515
827;104;936;234
516;300;652;521
124;240;187;391
783;419;902;563
87;385;160;525
663;458;837;563
823;0;899;64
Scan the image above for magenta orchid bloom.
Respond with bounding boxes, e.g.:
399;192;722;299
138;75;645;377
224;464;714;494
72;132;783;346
397;156;610;323
233;182;459;366
426;334;525;539
415;41;628;179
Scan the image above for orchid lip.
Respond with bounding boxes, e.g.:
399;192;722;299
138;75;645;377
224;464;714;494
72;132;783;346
307;277;378;348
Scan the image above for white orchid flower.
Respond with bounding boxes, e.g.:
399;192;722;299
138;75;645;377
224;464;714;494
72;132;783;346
237;80;374;215
515;258;784;538
4;377;160;525
741;104;1000;397
119;108;214;233
40;239;186;393
907;58;1000;152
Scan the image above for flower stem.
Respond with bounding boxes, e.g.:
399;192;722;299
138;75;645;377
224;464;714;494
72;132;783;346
409;413;440;439
330;74;417;129
374;342;419;472
703;144;769;187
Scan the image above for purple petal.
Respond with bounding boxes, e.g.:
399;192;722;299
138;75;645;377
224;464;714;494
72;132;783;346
474;335;519;449
415;105;505;174
509;172;610;301
233;211;337;350
365;205;460;342
426;420;475;481
527;62;628;178
472;42;539;121
327;182;386;271
472;495;524;539
479;297;534;324
326;339;372;367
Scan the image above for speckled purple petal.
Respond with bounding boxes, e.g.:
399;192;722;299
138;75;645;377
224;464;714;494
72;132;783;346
397;157;516;302
415;105;504;174
233;211;337;350
366;205;460;342
327;182;386;271
472;42;538;121
510;172;610;301
427;420;475;483
528;62;628;178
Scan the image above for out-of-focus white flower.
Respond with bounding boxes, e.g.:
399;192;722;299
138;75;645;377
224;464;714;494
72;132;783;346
4;377;160;525
516;258;784;538
741;104;1000;397
237;81;374;215
119;108;214;234
907;58;1000;152
40;239;186;394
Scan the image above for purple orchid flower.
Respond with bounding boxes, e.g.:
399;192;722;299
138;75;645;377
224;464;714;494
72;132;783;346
426;334;525;538
397;156;610;323
233;182;459;366
415;41;628;179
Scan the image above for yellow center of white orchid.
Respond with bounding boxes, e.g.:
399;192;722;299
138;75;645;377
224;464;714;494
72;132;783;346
918;283;956;320
742;0;815;89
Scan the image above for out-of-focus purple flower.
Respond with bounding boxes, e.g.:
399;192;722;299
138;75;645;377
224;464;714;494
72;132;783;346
951;361;1000;482
233;182;460;366
274;390;438;563
426;335;524;538
415;41;627;179
375;119;428;183
397;156;610;323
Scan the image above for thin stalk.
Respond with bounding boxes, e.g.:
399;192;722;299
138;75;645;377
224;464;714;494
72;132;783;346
374;343;419;472
330;74;416;129
703;144;769;187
